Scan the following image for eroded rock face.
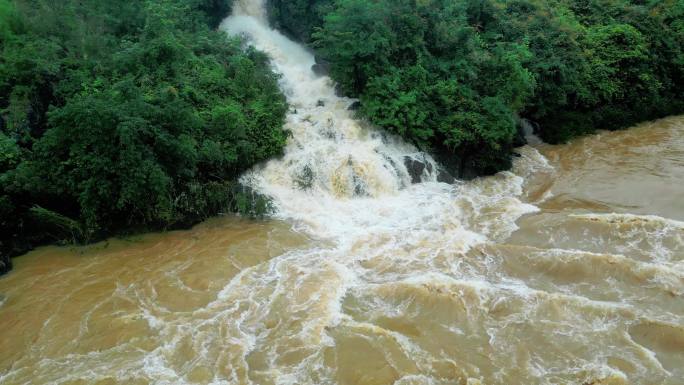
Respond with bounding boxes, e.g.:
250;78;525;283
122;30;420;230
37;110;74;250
402;155;459;185
404;157;426;184
404;156;434;184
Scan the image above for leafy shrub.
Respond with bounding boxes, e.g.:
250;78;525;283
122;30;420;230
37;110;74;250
0;0;288;260
272;0;684;173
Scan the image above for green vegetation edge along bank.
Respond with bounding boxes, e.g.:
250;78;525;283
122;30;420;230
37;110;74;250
0;0;286;273
269;0;684;175
2;0;683;275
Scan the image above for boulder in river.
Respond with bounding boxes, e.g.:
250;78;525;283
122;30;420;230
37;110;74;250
437;169;456;184
404;155;434;184
311;56;331;77
404;157;425;184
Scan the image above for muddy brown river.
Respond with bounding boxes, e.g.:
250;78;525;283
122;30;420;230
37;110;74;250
1;116;681;385
1;2;683;384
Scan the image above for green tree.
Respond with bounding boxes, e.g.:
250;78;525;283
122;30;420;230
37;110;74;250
0;0;287;268
280;0;683;165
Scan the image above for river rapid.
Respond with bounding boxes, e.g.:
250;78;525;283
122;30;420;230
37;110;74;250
1;2;683;384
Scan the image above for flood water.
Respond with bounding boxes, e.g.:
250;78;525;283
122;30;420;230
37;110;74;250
0;1;683;384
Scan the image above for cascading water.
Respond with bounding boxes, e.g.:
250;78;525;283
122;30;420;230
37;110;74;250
230;0;268;24
220;2;528;243
223;7;439;200
0;1;682;385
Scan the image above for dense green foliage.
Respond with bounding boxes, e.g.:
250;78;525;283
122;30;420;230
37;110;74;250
0;0;288;263
272;0;684;176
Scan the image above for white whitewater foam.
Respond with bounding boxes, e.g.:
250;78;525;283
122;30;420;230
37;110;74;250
219;9;535;252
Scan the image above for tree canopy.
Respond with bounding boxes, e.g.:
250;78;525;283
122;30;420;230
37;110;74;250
0;0;287;261
272;0;684;175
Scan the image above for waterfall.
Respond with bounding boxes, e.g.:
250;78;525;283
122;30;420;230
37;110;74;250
218;2;492;243
231;0;268;22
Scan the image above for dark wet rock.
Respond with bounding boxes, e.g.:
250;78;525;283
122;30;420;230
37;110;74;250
312;63;329;77
311;56;331;77
458;166;481;181
352;175;369;196
347;101;361;111
351;165;370;196
437;169;455;184
316;100;325;107
294;165;315;190
432;146;494;181
345;156;369;196
404;156;427;184
334;83;345;97
432;147;461;180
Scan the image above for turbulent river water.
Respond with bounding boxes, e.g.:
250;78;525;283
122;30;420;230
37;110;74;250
1;2;683;384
